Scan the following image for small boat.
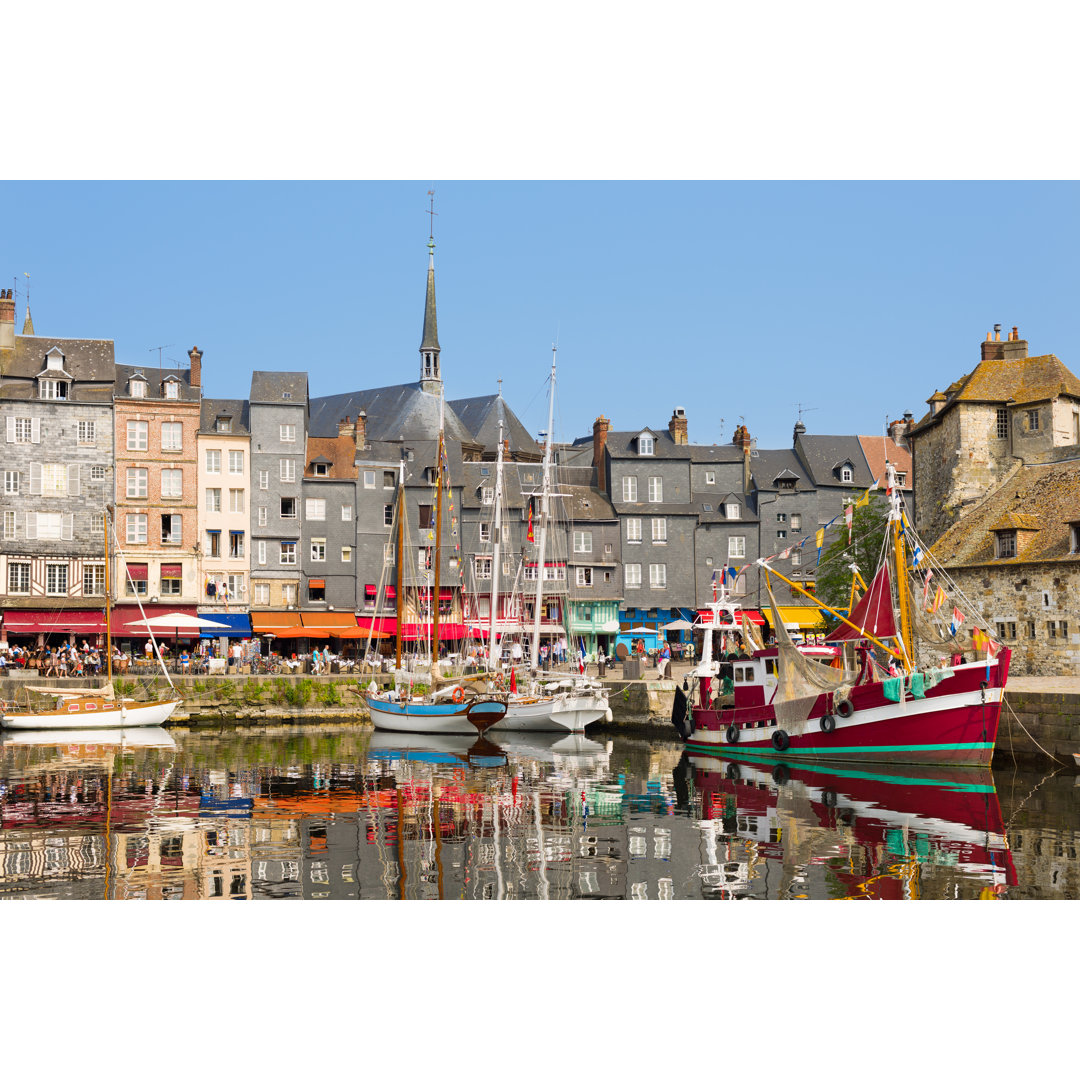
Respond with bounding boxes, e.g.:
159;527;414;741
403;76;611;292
2;509;182;731
673;463;1010;767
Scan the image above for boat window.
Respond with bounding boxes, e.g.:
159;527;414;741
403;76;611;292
743;665;755;683
765;658;777;676
733;667;743;683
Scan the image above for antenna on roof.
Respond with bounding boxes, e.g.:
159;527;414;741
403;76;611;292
792;402;819;421
150;344;174;366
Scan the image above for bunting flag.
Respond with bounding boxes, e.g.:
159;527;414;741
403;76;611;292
950;606;965;637
578;638;586;675
912;543;923;567
780;547;791;560
815;528;825;566
855;478;879;509
527;503;534;543
845;503;853;543
927;585;946;613
922;567;934;602
712;569;718;601
510;667;517;694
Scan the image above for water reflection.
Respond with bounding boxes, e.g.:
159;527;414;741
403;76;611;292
0;724;1076;899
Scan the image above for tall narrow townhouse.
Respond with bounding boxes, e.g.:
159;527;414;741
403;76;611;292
197;397;252;639
112;349;202;638
248;372;309;633
0;290;116;648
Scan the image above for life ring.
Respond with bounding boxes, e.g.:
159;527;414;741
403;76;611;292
726;724;739;744
771;729;790;752
819;713;836;734
452;686;465;704
835;698;854;719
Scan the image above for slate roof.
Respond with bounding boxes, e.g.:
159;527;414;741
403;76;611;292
696;492;759;524
795;434;875;489
199;398;250;435
687;444;745;463
563;485;617;522
448;393;539;456
858;434;912;489
0;335;116;401
749;449;813;492
115;362;200;402
250;370;309;405
605;429;694;460
309;382;472;443
931;459;1080;568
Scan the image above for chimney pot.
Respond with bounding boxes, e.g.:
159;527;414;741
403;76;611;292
188;346;203;389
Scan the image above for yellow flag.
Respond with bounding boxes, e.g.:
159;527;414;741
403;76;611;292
855;488;871;508
815;528;825;549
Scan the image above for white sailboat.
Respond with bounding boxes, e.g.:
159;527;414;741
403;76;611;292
1;509;182;730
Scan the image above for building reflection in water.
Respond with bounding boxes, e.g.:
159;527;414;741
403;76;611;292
1;725;1076;899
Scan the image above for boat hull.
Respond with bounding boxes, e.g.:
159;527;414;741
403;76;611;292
684;654;1010;767
366;695;508;735
493;691;610;733
1;698;181;731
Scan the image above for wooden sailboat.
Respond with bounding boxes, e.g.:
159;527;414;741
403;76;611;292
672;464;1010;766
1;509;182;730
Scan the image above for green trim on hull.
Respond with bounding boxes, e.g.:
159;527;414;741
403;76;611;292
687;740;992;757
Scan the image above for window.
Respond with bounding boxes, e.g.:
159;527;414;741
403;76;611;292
206;488;221;513
257;540;266;564
126;574;148;596
129;379;146;398
383;543;395;565
996;407;1009;439
649;563;667;588
419;547;432;571
258;506;268;527
229;489;245;513
777;512;787;522
253;583;270;605
282;583;297;606
341;504;353;522
280;424;296;442
652;518;667;543
89;513;104;537
33;512;64;540
161;469;183;499
41;463;66;496
626;518;642;543
44;563;68;596
384;504;394;527
840;465;853;483
308;581;325;602
729;535;746;559
777;530;787;539
164;381;179;400
418;504;433;529
792;552;802;566
216;417;232;433
576;567;593;587
280;497;297;519
342;546;352;563
279;459;295;482
648;476;663;502
574;531;592;553
161;514;182;544
4;470;19;495
206;530;221;558
479;522;491;543
895;475;906;488
306;498;326;521
1071;524;1080;554
475;556;492;580
995;530;1017;558
161;574;182;596
622;476;638;502
78;420;96;445
83;564;105;596
229;531;245;558
778;478;796;491
481;487;494;505
726;502;740;519
639;434;654;456
384;471;396;488
544;564;566;582
127;513;147;544
258;469;269;490
790;513;802;531
161;422;183;451
39;379;68;400
205;449;221;473
91;465;106;481
2;511;15;540
228;450;244;475
310;539;326;562
704;471;715;485
625;563;642;589
8;561;30;594
227;574;244;598
280;541;297;565
361;470;375;489
1026;409;1039;432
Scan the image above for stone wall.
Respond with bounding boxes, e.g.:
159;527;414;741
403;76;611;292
998;688;1080;765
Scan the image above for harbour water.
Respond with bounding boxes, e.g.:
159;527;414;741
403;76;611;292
0;720;1076;900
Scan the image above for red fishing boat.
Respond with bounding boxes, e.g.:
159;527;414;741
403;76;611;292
672;465;1010;767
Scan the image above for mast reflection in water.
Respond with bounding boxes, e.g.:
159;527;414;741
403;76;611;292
0;724;1076;899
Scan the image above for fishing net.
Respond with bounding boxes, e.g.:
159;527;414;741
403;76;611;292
907;579;964;665
767;584;856;729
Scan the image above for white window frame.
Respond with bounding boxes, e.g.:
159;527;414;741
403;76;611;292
341;504;353;522
479;522;491;543
128;421;149;452
228;450;244;475
648;476;663;503
651;518;667;543
161;469;183;499
8;561;30;594
280;542;297;565
475;555;492;580
205;449;221;474
258;540;267;565
258;469;269;490
229;489;245;514
638;434;654;456
206;488;222;513
573;530;592;554
622;476;638;502
127;513;148;545
4;470;19;495
704;470;715;485
728;535;746;560
161;422;183;452
310;539;327;562
280;424;296;443
279;459;295;483
253;582;270;605
78;420;96;445
127;468;148;499
649;563;666;589
305;498;326;521
341;546;352;563
363;470;376;489
626;518;642;543
576;566;593;587
258;506;268;527
625;563;642;589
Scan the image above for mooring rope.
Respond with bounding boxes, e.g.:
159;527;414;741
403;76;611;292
1004;696;1068;766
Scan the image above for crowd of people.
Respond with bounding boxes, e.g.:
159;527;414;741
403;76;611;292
0;640;117;677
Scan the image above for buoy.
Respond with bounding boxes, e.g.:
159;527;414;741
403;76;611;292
452;686;465;704
771;729;790;751
819;713;836;734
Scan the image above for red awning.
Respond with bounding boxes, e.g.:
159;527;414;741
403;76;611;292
825;564;896;643
384;587;396;600
742;610;766;626
160;564;183;578
124;563;149;581
439;588;454;599
2;610;107;634
365;584;377;597
401;623;467;641
358;616;398;634
111;604;198;637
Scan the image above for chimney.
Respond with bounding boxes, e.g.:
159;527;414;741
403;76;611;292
793;419;806;447
188;346;203;388
0;289;14;352
592;415;611;492
668;407;688;445
354;409;367;451
338;415;352;438
1002;325;1028;361
981;325;1006;363
732;424;753;494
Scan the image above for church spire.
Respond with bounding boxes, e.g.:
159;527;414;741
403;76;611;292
419;192;441;391
22;273;34;335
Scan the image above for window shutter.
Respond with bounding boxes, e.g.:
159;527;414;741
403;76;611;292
31;418;41;444
67;463;81;496
12;511;19;539
62;513;74;541
29;462;42;495
26;512;37;540
5;417;13;442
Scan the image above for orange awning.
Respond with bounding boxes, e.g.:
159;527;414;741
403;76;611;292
301;612;357;629
251;612;302;633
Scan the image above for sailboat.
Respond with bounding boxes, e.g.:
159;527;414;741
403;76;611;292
366;392;508;736
488;349;610;733
1;509;182;730
672;463;1010;766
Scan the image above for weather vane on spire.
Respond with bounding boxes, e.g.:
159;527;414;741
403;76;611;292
427;188;437;241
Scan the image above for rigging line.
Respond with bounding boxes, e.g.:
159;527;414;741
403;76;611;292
1002;696;1069;766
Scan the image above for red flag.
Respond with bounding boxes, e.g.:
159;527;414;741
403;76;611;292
509;667;517;694
845;502;853;544
527;503;534;543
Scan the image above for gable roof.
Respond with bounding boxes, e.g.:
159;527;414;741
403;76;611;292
795;434;874;488
199;398;250;435
858;435;912;489
1;335;115;389
250;370;309;405
309;382;471;443
114;362;199;402
447;392;539;455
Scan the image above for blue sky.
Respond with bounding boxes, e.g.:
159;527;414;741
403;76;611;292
4;181;1078;450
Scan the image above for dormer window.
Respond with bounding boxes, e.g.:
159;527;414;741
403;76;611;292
840;465;853;483
312;462;329;477
897;472;907;486
39;379;68;400
1070;523;1080;555
282;391;292;400
726;502;740;519
995;530;1017;559
129;377;146;398
777;478;796;492
164;381;179;400
216;417;232;433
45;351;65;371
638;434;654;456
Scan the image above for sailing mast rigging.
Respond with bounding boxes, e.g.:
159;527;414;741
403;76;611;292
530;346;557;672
488;417;505;672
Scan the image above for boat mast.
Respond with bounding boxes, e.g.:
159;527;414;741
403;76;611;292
395;457;405;672
433;392;445;677
104;508;113;683
888;462;914;669
530;346;557;671
488;416;505;672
